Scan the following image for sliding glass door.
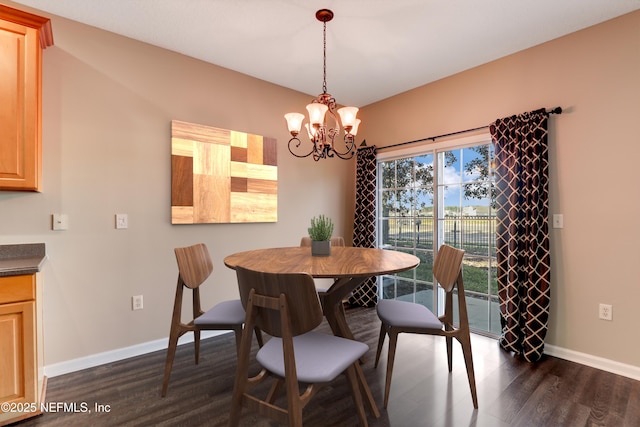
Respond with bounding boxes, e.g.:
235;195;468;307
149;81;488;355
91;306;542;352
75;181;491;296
377;135;500;335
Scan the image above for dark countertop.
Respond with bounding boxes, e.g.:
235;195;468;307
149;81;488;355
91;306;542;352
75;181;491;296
0;243;47;277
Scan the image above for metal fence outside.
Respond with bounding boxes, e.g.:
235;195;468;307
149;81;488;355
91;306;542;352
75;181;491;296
380;215;496;256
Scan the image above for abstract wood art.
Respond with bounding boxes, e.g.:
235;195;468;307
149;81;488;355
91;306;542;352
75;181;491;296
171;120;277;224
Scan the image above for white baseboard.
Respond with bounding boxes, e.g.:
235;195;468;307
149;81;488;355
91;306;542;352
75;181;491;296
545;344;640;381
43;330;229;378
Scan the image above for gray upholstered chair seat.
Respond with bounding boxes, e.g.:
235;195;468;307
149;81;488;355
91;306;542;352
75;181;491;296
257;331;368;383
194;299;246;326
376;299;442;330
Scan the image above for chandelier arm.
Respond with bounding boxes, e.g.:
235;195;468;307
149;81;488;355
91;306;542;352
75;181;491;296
287;137;315;158
313;148;326;161
332;151;355;160
321;146;333;160
330;136;356;159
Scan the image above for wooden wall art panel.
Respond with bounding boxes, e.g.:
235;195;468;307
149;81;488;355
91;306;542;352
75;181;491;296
171;120;277;224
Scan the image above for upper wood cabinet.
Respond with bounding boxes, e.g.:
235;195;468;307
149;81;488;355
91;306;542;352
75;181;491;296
0;5;53;192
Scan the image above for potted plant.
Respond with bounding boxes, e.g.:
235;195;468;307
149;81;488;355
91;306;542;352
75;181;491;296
308;214;334;256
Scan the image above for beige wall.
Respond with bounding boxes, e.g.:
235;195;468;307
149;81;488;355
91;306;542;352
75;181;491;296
360;11;640;368
2;1;638;373
0;3;355;366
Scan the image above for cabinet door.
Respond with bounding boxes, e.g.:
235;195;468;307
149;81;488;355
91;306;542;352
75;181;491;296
0;301;36;406
0;19;42;191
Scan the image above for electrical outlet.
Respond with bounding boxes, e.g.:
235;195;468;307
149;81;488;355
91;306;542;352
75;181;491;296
552;214;564;229
599;303;612;321
132;295;143;311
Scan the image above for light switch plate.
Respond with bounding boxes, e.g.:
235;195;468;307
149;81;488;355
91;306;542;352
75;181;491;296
115;213;128;229
52;214;69;231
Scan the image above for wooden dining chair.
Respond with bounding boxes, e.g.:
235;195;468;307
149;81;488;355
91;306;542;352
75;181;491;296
229;266;370;427
374;244;478;409
161;243;263;397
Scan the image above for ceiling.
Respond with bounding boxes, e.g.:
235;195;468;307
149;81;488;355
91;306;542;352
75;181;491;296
10;0;640;107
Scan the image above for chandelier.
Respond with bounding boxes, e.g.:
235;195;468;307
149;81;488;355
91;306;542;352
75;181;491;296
284;9;360;161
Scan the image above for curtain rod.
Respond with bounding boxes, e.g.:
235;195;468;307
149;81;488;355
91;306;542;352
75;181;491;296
371;106;562;151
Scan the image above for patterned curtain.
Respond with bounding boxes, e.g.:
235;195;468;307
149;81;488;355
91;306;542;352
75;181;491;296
490;108;551;362
349;145;378;307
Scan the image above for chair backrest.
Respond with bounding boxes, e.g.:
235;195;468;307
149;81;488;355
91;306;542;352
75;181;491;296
174;243;214;289
300;236;345;247
235;266;323;338
433;244;465;293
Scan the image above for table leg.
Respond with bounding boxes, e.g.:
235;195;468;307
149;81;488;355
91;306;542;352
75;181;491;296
320;277;365;339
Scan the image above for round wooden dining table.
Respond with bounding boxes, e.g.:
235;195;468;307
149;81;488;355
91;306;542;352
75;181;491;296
224;246;420;419
224;246;419;340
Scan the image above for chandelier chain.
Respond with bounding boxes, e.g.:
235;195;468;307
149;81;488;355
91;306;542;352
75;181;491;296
322;20;327;94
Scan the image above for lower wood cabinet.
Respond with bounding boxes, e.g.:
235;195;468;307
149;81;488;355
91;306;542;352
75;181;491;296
0;274;44;426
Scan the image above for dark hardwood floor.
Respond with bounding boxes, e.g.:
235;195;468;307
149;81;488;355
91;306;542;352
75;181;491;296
14;307;640;427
